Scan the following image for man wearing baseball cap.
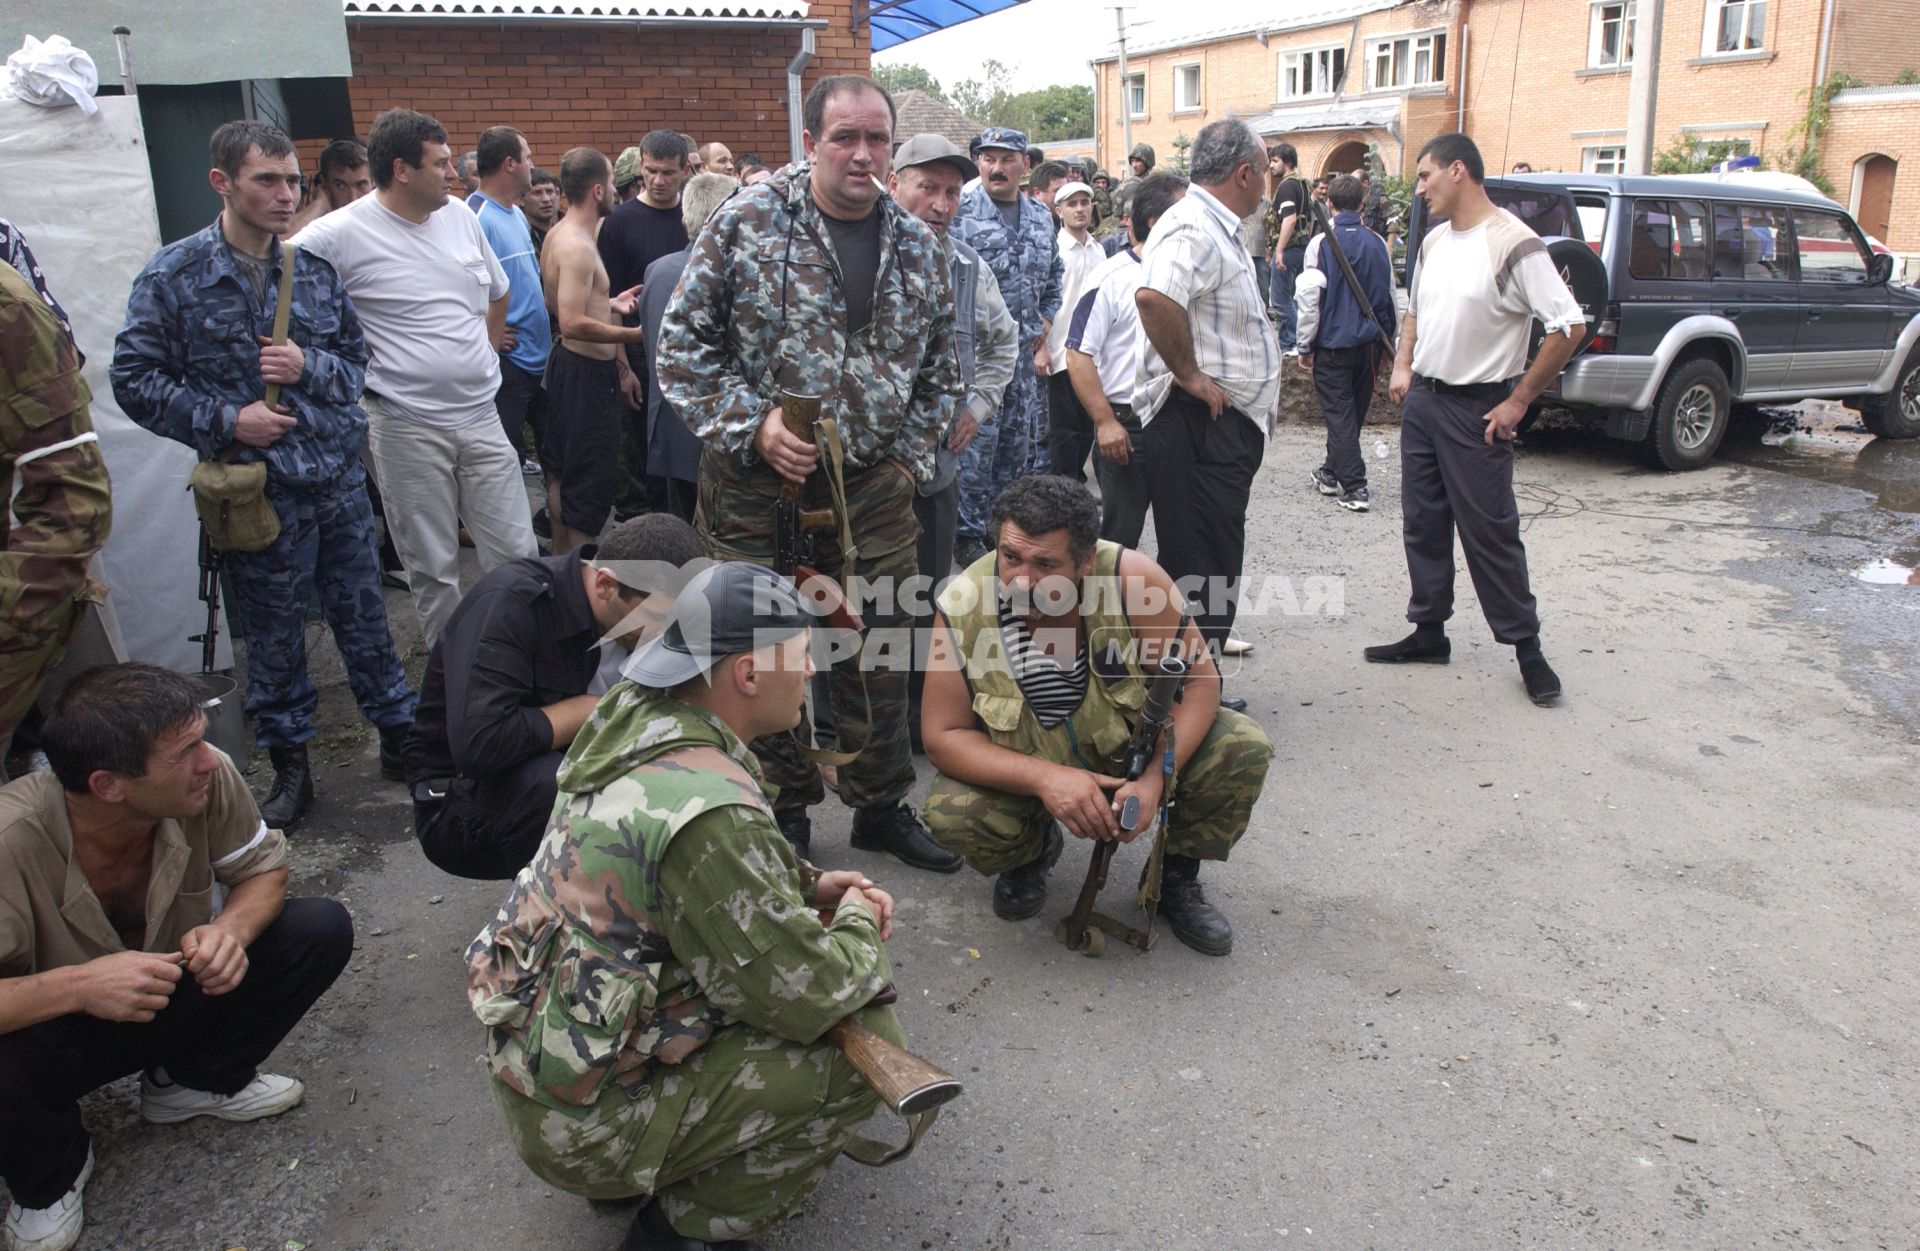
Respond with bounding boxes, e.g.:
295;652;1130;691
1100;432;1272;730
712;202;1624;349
887;134;1019;747
471;561;909;1249
950;126;1063;569
1045;177;1104;480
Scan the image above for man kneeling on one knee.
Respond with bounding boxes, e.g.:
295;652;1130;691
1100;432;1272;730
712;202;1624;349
920;476;1273;955
1;664;352;1251
468;563;906;1250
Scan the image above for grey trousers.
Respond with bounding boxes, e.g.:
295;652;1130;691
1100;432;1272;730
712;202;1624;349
910;479;959;716
1398;382;1540;643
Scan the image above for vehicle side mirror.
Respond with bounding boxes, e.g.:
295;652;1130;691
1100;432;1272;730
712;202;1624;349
1869;252;1894;286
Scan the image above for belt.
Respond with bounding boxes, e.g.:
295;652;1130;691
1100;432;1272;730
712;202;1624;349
1413;374;1514;403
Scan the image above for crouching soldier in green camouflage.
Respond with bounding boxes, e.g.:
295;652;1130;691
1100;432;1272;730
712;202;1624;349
468;562;906;1251
920;477;1273;955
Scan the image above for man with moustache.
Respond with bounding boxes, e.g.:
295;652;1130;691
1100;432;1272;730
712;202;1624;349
659;76;964;873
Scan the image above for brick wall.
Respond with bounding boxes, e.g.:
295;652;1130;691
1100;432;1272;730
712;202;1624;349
306;6;866;172
1822;89;1919;253
1825;1;1920;87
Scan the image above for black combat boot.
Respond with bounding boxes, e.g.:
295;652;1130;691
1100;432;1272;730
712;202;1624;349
258;746;314;831
992;822;1063;921
850;802;963;873
1155;854;1233;956
776;808;811;861
621;1197;765;1251
377;723;410;782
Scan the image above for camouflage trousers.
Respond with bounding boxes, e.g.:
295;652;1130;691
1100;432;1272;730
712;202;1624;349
0;594;85;754
493;1004;902;1240
697;448;919;812
955;363;1044;546
924;708;1273;876
225;466;416;748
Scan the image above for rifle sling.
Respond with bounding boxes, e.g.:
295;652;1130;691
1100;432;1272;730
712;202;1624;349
801;416;869;769
842;1107;942;1167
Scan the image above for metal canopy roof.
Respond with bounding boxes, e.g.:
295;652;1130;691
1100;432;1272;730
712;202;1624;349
867;0;1026;51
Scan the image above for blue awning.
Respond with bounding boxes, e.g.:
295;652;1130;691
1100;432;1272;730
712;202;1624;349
868;0;1026;51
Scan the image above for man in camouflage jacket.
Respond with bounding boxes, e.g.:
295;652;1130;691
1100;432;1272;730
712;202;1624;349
468;562;907;1249
111;121;414;831
0;261;112;765
950;126;1064;565
658;74;963;874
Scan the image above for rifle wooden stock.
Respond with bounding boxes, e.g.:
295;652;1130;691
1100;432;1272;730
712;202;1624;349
827;1014;964;1117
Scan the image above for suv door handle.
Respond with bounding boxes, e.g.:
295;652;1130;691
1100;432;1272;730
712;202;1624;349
1722;308;1742;318
1805;310;1823;320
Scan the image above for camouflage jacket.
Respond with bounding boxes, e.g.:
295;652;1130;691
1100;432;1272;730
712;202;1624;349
110;218;370;490
466;686;890;1111
1;261;111;630
0;219;74;346
656;162;960;484
952;186;1063;348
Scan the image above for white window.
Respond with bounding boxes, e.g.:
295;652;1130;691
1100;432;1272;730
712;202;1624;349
1703;0;1766;54
1583;145;1628;174
1279;44;1348;100
1589;2;1635;68
1173;62;1202;112
1125;72;1146;119
1367;31;1447;91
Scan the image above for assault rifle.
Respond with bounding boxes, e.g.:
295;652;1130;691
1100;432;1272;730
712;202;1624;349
821;975;961;1165
771;391;863;633
1055;611;1194;957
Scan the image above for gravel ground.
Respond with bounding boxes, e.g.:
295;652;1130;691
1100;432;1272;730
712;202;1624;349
21;401;1920;1251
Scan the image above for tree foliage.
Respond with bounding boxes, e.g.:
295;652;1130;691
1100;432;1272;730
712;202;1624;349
873;62;946;101
947;59;1094;142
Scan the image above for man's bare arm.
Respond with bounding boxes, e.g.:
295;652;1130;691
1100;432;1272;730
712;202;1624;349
556;241;644;344
1136;288;1228;419
486;295;508;351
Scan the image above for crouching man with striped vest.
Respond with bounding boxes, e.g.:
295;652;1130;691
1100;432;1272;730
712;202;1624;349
919;476;1273;955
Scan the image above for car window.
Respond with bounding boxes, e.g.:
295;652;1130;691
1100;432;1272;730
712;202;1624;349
1793;210;1870;284
1629;198;1711;280
1573;193;1609;251
1487;185;1578;239
1712;203;1796;281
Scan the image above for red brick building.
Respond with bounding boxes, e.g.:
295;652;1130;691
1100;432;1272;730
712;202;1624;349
333;0;872;168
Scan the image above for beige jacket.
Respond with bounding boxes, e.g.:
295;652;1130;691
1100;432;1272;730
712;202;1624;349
0;755;282;976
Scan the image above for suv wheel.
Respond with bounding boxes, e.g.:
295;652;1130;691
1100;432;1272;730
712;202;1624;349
1646;357;1730;470
1860;348;1920;440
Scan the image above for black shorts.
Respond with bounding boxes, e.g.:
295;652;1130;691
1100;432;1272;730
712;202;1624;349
541;346;621;535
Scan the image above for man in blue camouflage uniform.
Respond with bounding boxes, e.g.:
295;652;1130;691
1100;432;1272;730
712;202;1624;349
112;121;415;831
950;127;1063;568
658;75;963;874
469;562;910;1251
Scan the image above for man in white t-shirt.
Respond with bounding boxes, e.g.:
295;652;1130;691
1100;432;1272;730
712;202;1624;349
1064;169;1187;548
291;108;538;644
1368;132;1585;706
1043;180;1108;481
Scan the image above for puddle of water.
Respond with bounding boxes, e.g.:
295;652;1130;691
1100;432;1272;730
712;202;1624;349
1854;559;1920;586
1722;404;1920;514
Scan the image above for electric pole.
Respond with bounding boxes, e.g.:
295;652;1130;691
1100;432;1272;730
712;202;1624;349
1624;0;1665;174
1113;6;1131;172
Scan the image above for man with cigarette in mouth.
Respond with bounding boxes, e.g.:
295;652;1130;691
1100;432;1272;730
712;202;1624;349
658;74;964;874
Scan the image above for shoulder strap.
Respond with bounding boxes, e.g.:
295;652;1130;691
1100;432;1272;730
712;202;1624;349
262;243;298;410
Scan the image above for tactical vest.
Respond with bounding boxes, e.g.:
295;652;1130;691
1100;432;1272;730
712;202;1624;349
936;540;1150;772
472;739;772;1111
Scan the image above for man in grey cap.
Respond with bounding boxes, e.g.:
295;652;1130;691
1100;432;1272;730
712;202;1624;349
887;134;1019;746
950;126;1063;568
471;560;912;1250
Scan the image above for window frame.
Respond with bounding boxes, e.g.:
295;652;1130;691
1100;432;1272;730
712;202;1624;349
1124;71;1147;120
1583;144;1628;175
1172;61;1203;114
1365;29;1448;92
1791;207;1873;286
1588;1;1636;69
1278;42;1349;101
1701;0;1767;57
1626;197;1711;281
1711;201;1798;281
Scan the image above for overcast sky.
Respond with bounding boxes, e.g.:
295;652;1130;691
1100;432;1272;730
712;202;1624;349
872;0;1279;94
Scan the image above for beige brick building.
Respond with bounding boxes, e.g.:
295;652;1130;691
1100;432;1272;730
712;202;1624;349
1092;0;1917;254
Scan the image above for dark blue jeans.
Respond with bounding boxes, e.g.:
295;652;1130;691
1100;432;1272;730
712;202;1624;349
1271;246;1305;351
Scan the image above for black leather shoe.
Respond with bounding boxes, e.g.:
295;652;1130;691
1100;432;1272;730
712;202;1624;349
992;823;1063;921
1155;854;1233;956
258;745;314;830
377;723;410;782
851;803;963;873
775;808;811;861
621;1197;765;1251
1363;631;1451;664
1219;695;1249;713
1520;653;1563;705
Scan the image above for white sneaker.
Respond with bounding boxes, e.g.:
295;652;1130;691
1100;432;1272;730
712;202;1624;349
1222;636;1255;656
4;1146;91;1251
139;1072;304;1124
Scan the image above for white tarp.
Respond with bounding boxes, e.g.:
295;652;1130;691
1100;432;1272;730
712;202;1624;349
0;94;233;671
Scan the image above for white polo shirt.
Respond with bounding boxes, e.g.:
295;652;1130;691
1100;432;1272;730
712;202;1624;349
1047;226;1109;362
290;192;509;428
1064;244;1146;407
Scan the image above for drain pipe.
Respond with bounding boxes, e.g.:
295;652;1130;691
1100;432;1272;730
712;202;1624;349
787;27;816;165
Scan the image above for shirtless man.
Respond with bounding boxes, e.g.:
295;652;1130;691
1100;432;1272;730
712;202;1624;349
539;147;644;553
